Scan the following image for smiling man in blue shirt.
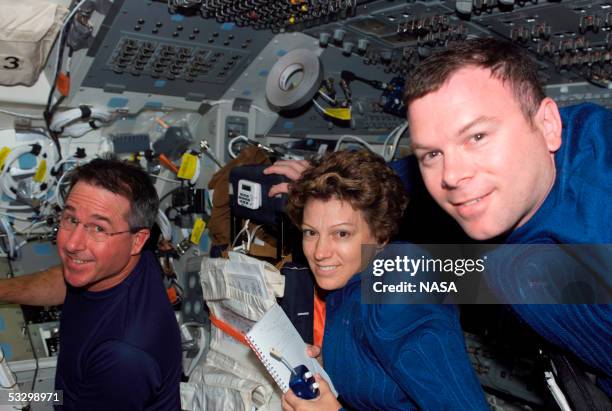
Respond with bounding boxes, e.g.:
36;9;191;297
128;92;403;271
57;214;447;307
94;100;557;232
404;38;611;401
0;158;182;410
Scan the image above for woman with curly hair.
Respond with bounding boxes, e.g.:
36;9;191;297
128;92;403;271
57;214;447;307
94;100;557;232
281;150;487;411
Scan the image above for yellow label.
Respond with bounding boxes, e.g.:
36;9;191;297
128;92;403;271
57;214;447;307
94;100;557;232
190;218;206;245
0;147;10;170
325;107;351;120
34;159;47;182
177;153;197;180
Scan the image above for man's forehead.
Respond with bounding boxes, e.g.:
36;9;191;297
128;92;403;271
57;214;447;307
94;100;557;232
67;181;132;203
65;182;131;221
413;66;505;103
408;67;510;115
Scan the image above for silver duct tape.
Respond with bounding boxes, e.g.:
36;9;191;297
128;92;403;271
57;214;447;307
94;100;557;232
265;49;323;111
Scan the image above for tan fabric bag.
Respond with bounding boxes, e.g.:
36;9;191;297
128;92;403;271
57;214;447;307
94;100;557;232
0;0;68;86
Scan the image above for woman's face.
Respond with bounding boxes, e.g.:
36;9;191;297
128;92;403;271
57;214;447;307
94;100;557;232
301;198;379;290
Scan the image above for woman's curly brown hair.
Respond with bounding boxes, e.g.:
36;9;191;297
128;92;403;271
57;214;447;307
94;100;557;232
287;150;409;244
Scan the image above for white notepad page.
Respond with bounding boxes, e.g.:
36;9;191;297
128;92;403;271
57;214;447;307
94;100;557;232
245;304;338;396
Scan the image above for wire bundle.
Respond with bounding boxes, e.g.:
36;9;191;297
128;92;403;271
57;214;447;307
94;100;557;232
49;105;113;138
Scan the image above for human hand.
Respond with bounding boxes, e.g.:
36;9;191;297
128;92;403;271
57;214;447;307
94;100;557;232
306;344;322;367
281;375;340;411
263;160;310;197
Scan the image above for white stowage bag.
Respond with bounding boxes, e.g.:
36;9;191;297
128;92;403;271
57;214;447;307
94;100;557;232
0;0;68;86
181;252;285;411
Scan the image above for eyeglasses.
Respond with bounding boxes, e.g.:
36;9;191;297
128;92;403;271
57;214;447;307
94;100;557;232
58;213;137;243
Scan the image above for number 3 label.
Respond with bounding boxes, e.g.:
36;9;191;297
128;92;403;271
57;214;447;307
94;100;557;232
0;55;22;70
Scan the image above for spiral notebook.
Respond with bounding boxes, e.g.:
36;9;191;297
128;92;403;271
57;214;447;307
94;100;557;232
245;304;337;396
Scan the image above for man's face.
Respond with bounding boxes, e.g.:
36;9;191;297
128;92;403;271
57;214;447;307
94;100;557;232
57;182;149;292
408;67;561;240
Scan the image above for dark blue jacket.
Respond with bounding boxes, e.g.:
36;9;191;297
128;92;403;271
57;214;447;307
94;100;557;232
323;273;488;410
501;103;612;396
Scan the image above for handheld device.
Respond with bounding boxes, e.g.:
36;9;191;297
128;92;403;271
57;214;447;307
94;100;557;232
229;165;289;224
289;364;320;400
236;179;262;210
270;348;320;399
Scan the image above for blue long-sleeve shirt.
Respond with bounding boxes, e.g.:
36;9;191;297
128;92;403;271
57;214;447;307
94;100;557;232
322;273;488;410
498;103;612;396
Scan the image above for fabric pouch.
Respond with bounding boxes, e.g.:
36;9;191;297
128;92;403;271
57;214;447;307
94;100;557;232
0;0;68;86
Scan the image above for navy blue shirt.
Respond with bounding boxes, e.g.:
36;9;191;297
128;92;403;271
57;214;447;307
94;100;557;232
56;251;182;411
323;273;488;410
500;103;612;396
